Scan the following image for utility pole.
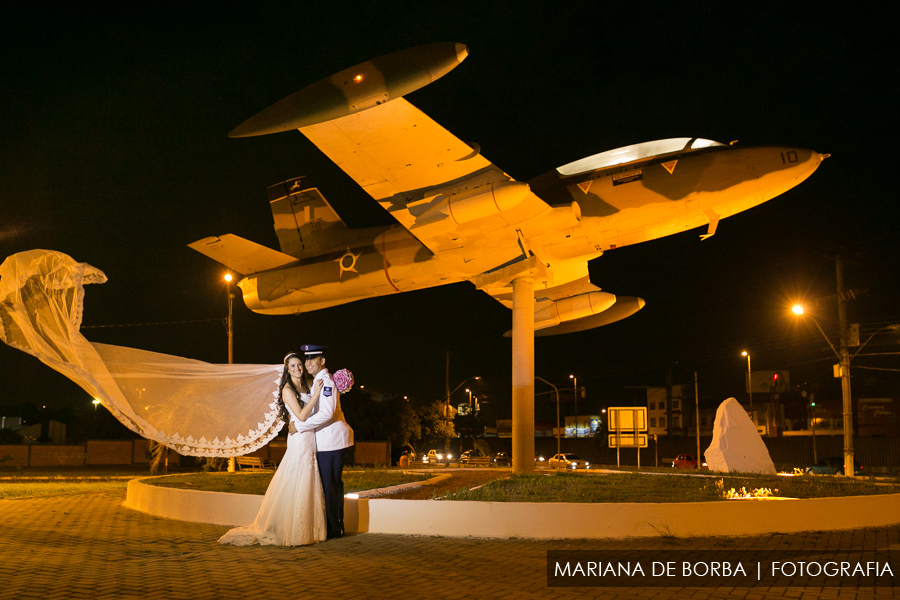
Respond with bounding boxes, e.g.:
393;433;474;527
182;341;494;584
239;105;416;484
445;351;451;454
665;369;673;438
694;371;701;469
836;257;855;477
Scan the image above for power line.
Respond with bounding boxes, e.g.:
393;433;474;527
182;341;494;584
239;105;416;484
82;318;224;329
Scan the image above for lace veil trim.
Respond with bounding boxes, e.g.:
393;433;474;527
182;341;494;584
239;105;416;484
0;250;286;457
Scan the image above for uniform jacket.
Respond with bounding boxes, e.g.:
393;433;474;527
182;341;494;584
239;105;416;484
293;368;353;451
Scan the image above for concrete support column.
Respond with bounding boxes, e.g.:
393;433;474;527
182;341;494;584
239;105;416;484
511;275;535;474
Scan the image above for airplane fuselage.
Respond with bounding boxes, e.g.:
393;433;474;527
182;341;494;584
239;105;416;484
238;141;823;315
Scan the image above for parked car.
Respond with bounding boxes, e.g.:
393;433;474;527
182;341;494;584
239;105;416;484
493;451;511;466
805;457;863;476
459;449;486;464
672;453;707;469
424;449;453;464
548;453;590;469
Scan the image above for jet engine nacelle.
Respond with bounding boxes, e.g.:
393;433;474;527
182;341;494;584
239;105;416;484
413;181;531;229
534;291;617;330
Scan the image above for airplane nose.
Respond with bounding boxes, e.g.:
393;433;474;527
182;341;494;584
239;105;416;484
753;147;824;202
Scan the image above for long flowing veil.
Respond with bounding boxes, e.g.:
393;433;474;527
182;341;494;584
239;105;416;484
0;250;285;457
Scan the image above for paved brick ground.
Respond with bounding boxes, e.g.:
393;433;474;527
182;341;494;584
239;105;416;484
1;490;898;599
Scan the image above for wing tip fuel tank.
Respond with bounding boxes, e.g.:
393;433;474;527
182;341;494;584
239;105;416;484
504;296;646;337
229;43;469;137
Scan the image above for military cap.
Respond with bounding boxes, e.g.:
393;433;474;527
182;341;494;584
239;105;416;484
300;344;327;357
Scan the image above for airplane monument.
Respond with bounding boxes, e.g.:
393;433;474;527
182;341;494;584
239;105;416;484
189;43;826;473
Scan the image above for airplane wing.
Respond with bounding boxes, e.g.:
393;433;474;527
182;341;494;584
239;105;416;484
299;98;635;333
300;98;494;204
298;98;555;258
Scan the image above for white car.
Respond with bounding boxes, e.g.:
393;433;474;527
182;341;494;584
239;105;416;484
548;453;590;469
424;449;453;464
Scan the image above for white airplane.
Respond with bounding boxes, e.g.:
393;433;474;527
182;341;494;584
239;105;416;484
190;43;826;336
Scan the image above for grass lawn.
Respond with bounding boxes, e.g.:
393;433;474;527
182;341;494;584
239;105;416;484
440;471;900;503
0;481;128;500
146;469;430;495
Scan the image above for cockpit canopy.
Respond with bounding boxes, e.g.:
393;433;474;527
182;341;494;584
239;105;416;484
556;138;724;176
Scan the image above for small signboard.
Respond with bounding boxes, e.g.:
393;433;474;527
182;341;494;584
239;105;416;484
608;407;647;431
608;433;648;448
607;407;649;465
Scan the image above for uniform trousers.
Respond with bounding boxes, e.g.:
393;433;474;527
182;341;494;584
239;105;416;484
316;446;351;538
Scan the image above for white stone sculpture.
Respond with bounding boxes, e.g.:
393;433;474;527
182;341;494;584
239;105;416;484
705;397;776;474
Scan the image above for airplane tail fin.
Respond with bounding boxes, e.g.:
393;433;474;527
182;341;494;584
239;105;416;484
268;178;349;258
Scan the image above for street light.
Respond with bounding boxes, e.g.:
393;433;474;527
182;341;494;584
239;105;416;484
224;273;235;472
805;391;817;463
569;374;578;438
535;376;561;459
443;376;480;453
792;304;854;477
741;351;753;420
224;273;234;365
446;377;480;413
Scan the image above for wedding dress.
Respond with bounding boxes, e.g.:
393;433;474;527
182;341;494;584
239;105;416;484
218;403;327;546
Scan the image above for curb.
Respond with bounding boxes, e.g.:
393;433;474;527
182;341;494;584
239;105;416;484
122;476;900;539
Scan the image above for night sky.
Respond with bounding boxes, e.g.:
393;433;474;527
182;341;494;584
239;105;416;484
2;3;897;423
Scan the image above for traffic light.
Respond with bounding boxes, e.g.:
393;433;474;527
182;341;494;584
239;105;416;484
580;386;586;398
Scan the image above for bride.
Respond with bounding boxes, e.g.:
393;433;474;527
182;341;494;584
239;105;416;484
219;353;327;546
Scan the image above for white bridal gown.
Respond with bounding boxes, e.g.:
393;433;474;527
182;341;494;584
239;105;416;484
218;404;327;546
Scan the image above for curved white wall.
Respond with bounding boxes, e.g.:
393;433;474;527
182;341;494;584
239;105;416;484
124;478;900;539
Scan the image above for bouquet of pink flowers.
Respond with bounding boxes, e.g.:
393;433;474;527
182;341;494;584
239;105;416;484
333;368;354;393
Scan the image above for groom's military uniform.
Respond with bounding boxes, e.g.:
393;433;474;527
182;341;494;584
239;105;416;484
293;345;353;539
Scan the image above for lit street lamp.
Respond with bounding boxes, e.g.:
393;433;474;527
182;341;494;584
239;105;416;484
447;378;480;410
224;273;234;364
741;351;753;419
224;273;235;472
569;374;577;438
806;392;817;463
792;303;855;477
535;376;561;459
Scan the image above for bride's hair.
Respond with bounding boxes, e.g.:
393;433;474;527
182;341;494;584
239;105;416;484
279;352;310;420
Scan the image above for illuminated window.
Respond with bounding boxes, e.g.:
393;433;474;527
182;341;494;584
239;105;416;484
556;138;724;176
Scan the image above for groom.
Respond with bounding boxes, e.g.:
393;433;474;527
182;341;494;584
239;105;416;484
289;344;354;539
